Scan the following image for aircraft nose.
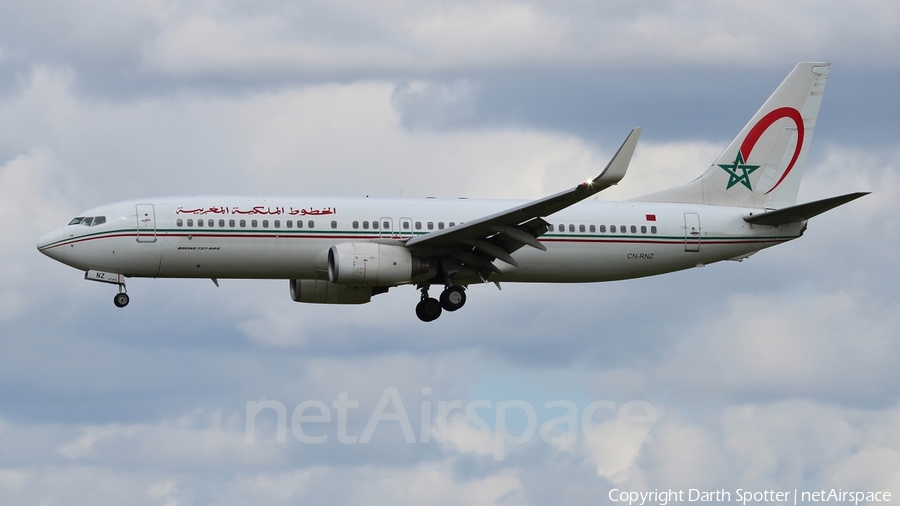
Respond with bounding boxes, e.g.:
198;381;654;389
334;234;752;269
37;228;66;261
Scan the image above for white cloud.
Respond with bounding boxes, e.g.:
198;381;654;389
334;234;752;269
0;469;29;493
432;413;494;457
583;417;652;484
721;400;900;494
215;464;520;506
2;1;898;97
55;411;287;470
655;289;900;399
145;479;185;506
643;417;726;489
1;4;898;502
0;149;80;321
28;0;894;81
391;80;478;130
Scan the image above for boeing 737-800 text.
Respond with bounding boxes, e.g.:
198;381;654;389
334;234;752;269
37;62;867;321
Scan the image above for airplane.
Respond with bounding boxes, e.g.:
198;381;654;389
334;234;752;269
37;62;867;322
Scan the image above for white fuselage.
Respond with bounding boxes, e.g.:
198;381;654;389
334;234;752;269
37;196;802;284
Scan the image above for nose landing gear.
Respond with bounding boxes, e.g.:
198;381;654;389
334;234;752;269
113;291;130;308
84;270;130;308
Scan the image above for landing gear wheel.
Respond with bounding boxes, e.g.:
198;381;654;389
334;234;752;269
113;292;130;308
416;297;442;322
440;286;466;312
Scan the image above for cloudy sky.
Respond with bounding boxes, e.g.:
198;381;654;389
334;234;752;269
1;1;899;504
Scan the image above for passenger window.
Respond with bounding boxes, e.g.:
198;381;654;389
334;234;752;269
589;224;595;233
599;225;606;233
631;225;637;233
297;220;303;229
651;226;657;234
262;220;269;228
286;220;292;228
198;219;204;227
93;216;106;226
352;221;359;229
240;219;246;227
579;224;585;232
219;219;226;227
272;220;279;228
558;224;564;232
372;221;379;230
548;224;554;231
609;225;615;233
362;221;369;230
177;219;183;227
449;222;455;227
383;221;390;229
620;225;626;233
308;220;314;228
251;220;258;228
641;225;647;233
569;224;575;232
229;219;235;227
187;219;194;227
403;221;410;229
332;220;338;229
69;217;84;225
427;222;434;230
438;222;445;230
415;221;422;230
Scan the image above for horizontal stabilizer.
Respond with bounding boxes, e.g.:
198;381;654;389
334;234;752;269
743;192;869;227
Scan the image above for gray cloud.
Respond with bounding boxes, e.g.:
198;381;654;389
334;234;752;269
1;1;898;504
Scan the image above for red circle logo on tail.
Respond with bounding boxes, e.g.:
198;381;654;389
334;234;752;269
739;107;804;194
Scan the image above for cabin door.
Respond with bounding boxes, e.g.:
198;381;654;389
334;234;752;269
136;204;157;243
684;212;700;252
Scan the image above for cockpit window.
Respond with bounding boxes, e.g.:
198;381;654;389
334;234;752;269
69;216;106;226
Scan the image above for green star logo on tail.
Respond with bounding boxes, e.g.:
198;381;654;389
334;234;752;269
718;152;760;190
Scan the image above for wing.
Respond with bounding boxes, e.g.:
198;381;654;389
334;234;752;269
406;127;642;277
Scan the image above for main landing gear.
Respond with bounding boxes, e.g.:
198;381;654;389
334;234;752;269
415;285;466;322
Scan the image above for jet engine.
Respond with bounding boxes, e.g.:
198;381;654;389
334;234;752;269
327;243;430;285
289;279;375;304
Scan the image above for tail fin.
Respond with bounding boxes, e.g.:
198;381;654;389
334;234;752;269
634;62;830;209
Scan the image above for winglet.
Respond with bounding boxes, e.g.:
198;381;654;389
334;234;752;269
405;127;643;254
592;126;641;188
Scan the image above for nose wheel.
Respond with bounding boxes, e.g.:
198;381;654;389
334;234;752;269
113;292;130;308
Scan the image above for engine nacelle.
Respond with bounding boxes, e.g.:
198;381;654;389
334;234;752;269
327;243;429;285
289;279;374;304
